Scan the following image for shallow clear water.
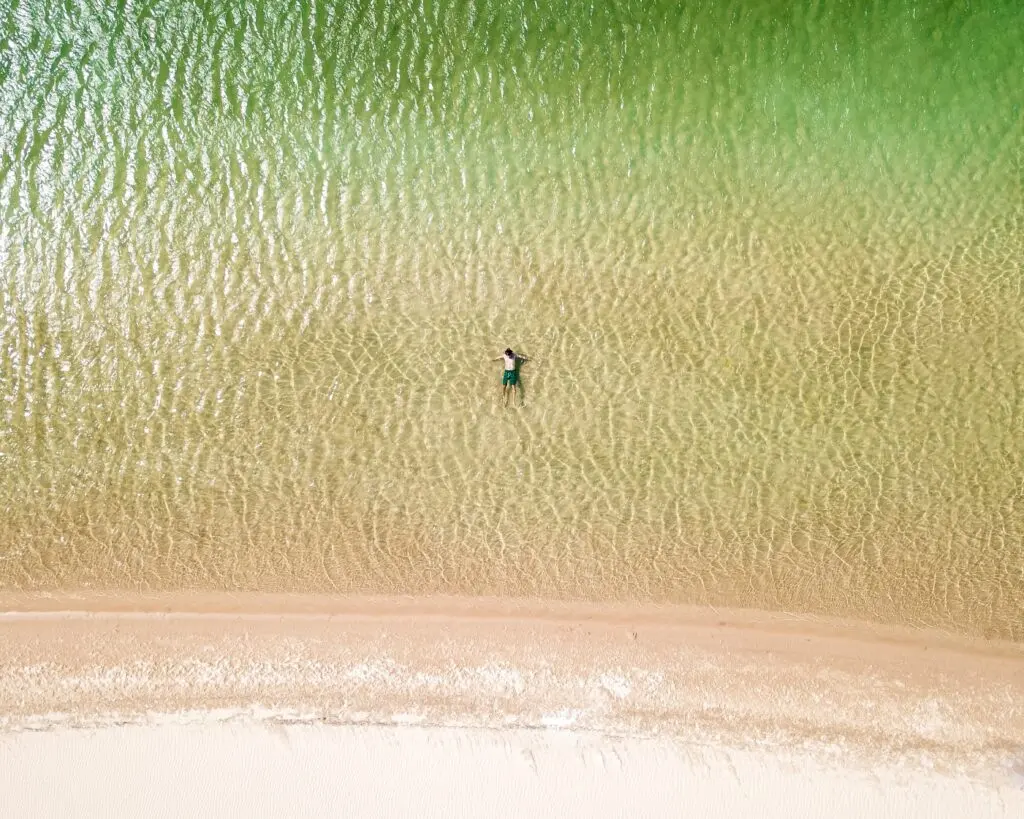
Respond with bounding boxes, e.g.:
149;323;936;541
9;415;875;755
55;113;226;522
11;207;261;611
1;0;1022;637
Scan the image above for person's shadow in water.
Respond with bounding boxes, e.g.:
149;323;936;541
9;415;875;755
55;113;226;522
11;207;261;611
513;354;531;407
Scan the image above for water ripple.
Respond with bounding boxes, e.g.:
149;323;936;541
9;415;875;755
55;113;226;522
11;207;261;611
1;0;1022;638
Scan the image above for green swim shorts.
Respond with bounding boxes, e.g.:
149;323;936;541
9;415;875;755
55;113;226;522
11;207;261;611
502;370;518;386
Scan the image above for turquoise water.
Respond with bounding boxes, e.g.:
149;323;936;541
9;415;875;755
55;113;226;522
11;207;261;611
1;0;1022;637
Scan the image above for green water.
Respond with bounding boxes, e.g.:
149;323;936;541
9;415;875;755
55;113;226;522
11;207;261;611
1;0;1022;637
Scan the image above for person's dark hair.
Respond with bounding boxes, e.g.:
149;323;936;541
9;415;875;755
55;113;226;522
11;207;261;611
504;348;514;357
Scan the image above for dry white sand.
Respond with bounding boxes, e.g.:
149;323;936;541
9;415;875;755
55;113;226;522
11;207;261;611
3;722;1023;819
2;594;1023;817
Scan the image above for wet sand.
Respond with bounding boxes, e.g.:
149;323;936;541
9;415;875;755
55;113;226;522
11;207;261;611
2;592;1023;817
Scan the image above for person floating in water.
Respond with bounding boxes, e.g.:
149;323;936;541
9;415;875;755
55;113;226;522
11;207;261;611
494;347;529;407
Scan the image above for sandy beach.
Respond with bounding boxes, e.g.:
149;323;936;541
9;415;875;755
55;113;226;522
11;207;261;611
5;722;1023;819
2;593;1023;816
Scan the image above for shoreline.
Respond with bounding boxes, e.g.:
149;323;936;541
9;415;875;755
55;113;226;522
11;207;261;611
2;589;1024;810
3;588;1021;642
3;592;1023;815
2;593;1022;780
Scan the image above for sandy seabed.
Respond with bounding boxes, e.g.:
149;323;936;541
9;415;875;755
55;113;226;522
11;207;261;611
1;593;1023;818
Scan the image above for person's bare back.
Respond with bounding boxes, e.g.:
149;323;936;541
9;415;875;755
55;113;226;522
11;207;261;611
492;347;529;407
